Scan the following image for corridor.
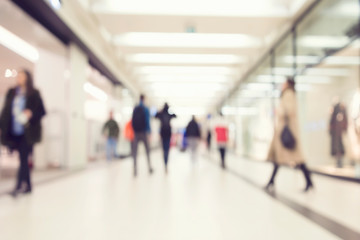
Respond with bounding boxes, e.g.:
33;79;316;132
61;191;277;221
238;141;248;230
0;150;358;240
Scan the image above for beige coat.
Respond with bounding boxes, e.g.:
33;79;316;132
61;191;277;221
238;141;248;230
267;89;305;165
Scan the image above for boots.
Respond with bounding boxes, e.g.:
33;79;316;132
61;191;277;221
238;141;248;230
299;164;314;192
265;163;279;191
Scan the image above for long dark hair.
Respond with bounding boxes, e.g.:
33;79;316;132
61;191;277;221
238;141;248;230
281;77;295;97
286;77;296;91
20;69;35;96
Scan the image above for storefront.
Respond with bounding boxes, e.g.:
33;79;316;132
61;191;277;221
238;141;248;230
0;0;135;185
222;0;360;180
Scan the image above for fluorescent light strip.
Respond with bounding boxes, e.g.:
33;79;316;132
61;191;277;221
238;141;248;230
299;36;350;49
0;25;39;63
83;82;108;102
324;56;360;66
148;82;225;92
139;75;232;83
114;33;262;48
92;0;290;17
282;56;320;64
135;66;238;75
127;53;245;64
271;67;349;77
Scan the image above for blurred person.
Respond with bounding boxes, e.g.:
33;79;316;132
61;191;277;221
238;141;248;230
213;112;229;169
0;69;46;197
155;103;176;173
205;114;212;152
132;94;153;176
265;77;314;192
185;116;201;162
329;100;348;168
102;111;120;161
124;118;135;158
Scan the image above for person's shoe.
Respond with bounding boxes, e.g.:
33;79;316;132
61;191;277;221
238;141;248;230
10;188;22;198
304;183;314;192
134;169;137;177
23;188;32;194
149;168;154;175
264;182;274;191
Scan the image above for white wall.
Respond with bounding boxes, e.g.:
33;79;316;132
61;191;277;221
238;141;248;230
66;44;88;168
33;48;68;169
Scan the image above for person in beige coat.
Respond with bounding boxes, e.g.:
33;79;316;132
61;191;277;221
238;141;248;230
265;78;314;192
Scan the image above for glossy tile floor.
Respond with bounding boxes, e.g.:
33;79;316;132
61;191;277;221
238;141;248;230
0;149;358;240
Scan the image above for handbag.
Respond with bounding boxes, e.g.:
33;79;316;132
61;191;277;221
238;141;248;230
281;112;296;150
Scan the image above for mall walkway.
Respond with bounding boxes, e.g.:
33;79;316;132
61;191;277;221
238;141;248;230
0;150;359;240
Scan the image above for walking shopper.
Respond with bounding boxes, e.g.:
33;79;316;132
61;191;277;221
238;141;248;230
155;103;176;173
265;77;314;192
102;111;120;161
132;94;153;176
205;114;212;152
213;113;229;169
0;69;46;197
185;116;201;162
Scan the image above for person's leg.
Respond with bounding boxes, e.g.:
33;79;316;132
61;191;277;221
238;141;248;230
12;137;22;192
106;138;112;161
18;137;31;192
299;163;314;192
133;134;140;176
188;138;195;162
162;138;170;171
193;139;199;161
266;163;279;190
112;139;118;159
207;133;211;151
219;148;226;168
141;132;153;173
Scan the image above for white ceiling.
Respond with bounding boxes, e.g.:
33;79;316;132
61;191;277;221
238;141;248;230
76;0;314;116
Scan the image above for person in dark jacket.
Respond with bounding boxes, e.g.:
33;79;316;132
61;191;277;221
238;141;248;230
0;69;46;197
185;116;201;162
131;94;153;177
102;111;120;161
155;103;176;173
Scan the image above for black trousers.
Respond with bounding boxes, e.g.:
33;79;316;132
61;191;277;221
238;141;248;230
161;137;171;167
219;147;226;168
206;132;211;150
267;162;313;186
13;135;32;191
133;132;152;172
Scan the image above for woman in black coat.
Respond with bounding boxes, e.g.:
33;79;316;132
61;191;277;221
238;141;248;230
0;69;46;197
155;103;176;173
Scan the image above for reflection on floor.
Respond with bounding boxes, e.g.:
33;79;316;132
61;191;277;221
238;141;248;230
0;149;358;240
